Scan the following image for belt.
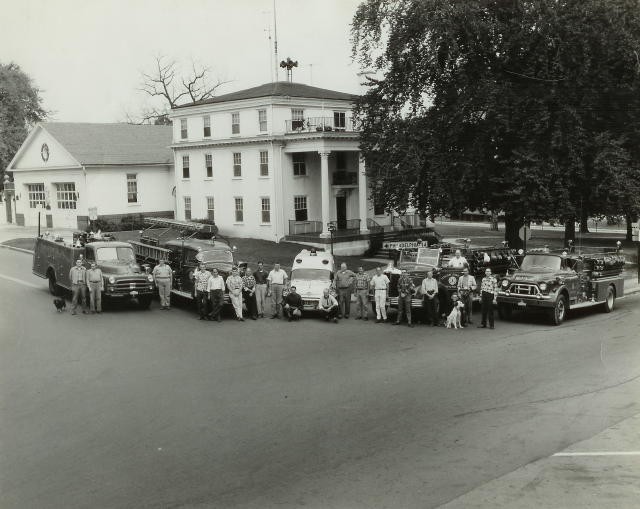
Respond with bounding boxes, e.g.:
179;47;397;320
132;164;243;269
156;277;170;279
338;287;351;289
271;283;284;285
89;280;101;283
374;289;386;291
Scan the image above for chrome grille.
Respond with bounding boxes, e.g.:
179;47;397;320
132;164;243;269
508;283;539;296
112;277;151;292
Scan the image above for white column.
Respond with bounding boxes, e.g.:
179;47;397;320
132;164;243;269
319;150;331;238
358;154;369;233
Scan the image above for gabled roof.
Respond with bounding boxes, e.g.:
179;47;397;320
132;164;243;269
41;123;173;165
174;81;358;109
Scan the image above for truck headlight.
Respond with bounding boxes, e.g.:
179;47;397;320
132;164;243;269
501;279;509;288
147;275;154;282
109;276;116;284
539;282;547;292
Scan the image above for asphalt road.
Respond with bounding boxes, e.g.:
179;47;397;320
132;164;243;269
1;247;639;509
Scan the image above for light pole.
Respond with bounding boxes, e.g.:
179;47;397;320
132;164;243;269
327;221;337;255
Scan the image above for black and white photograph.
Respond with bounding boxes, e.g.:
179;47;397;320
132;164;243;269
1;0;640;507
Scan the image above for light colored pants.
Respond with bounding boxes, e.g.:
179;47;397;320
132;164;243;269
255;284;267;315
71;283;86;312
374;290;387;319
271;284;284;317
156;279;171;307
88;282;102;312
355;289;369;318
230;290;243;318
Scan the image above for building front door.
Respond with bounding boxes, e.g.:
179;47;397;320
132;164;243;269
336;195;347;230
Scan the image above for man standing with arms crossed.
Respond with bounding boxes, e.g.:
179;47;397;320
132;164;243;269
267;262;288;319
370;266;390;323
69;259;87;315
86;262;104;314
354;266;371;320
152;259;173;310
457;267;477;325
478;268;498;329
253;261;268;318
335;262;356;319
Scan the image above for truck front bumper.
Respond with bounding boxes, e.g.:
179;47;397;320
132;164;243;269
497;292;555;309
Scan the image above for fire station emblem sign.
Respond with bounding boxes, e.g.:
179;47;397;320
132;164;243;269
448;275;458;286
41;143;50;162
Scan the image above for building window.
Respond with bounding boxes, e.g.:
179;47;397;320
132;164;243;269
293;153;306;176
127;174;138;203
258;109;267;132
206;196;215;221
184;196;191;220
203;116;211;137
205;154;213;178
231;112;240;134
374;197;385;215
233;152;242;177
27;183;46;209
334;111;346;129
261;197;271;223
234;197;243;222
294;195;308;221
259;151;269;176
56;182;77;209
336;152;347;170
291;108;304;130
182;155;190;179
180;119;188;140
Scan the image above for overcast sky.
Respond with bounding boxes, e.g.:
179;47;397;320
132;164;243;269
2;0;365;123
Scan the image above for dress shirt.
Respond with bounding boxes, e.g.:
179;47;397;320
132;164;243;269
397;274;415;295
207;275;225;291
421;277;438;295
194;268;211;292
457;274;477;291
335;269;356;289
320;294;338;309
370;274;390;290
448;256;468;268
153;264;172;279
268;269;288;285
69;266;86;285
226;274;244;291
87;268;104;288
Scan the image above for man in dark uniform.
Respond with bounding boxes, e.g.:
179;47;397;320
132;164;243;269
283;286;304;321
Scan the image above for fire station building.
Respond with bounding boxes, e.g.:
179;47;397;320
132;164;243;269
5;123;174;229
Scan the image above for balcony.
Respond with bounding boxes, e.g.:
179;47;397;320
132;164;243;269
288;218;361;236
285;116;356;134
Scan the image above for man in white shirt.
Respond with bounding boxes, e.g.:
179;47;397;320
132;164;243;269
457;267;477;324
267;262;288;319
207;268;225;322
421;270;440;326
369;266;390;323
319;288;339;323
448;249;469;269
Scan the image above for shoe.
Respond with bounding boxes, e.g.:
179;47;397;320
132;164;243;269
288;317;292;322
478;325;486;328
489;325;494;329
337;315;343;319
345;315;349;319
238;317;244;321
71;311;77;315
408;324;414;328
199;317;205;320
355;317;361;320
364;317;368;321
271;315;278;319
333;317;338;323
375;319;380;323
96;311;102;314
217;318;221;322
82;310;88;314
393;322;400;326
468;320;473;324
252;316;257;320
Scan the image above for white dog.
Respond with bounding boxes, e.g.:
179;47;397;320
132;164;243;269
446;301;464;329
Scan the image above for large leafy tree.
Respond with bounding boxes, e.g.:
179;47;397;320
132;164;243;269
0;62;47;182
352;0;640;247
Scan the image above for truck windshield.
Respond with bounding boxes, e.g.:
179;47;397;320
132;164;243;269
196;250;233;263
291;268;331;281
520;254;561;271
96;247;135;263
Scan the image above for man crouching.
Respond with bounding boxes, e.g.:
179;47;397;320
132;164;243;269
319;288;339;323
284;286;303;321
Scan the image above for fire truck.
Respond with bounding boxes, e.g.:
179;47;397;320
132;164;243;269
130;218;241;303
496;244;625;325
32;232;155;308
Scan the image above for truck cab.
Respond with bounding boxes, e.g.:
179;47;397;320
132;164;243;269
289;249;336;310
32;235;155;308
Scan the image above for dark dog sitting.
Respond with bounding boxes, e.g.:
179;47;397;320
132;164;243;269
53;298;66;312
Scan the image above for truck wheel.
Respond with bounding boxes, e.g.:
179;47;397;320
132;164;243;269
549;295;567;325
138;296;153;310
48;272;59;296
497;303;512;320
603;286;615;313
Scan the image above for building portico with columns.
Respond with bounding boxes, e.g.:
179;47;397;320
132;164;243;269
169;81;391;254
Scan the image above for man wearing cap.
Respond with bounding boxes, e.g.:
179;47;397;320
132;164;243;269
69;259;87;315
457;267;477;324
193;263;212;320
226;266;245;321
335;262;356;319
152;259;173;310
394;269;415;327
267;262;288;319
283;285;303;321
253;261;269;317
86;262;104;314
207;268;225;322
369;266;390;323
354;266;371;320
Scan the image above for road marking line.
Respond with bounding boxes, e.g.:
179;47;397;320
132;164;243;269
0;273;43;289
553;452;640;457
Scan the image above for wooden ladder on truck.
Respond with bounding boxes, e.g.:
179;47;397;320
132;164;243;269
130;241;172;263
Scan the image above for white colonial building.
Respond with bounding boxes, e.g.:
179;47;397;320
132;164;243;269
169;81;392;251
5;123;174;229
